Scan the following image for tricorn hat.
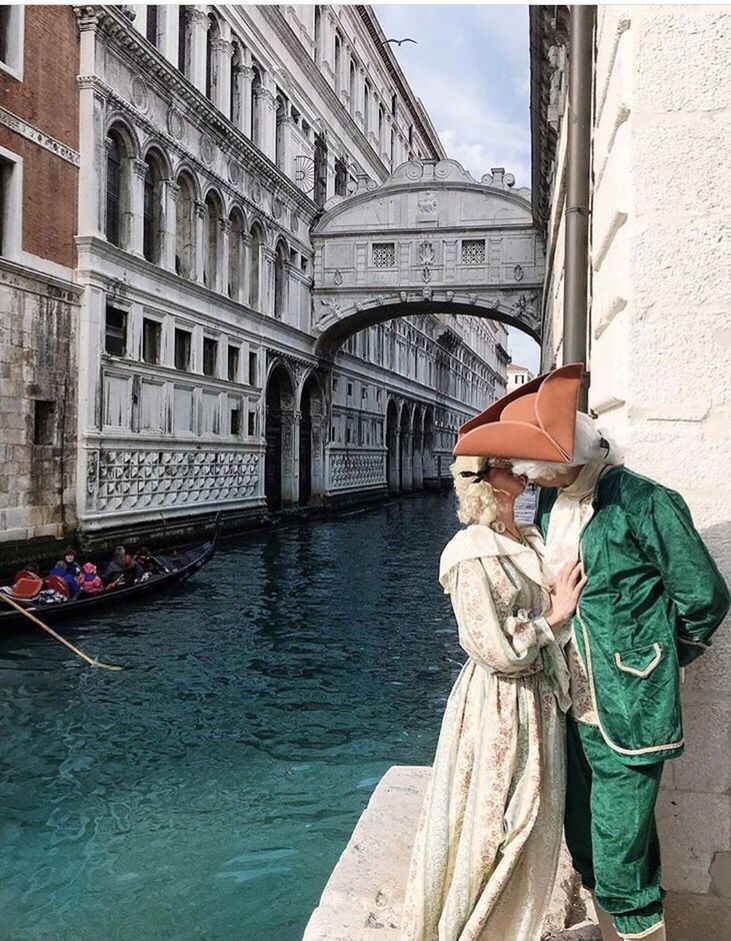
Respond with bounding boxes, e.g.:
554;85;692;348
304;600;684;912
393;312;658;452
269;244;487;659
453;362;584;462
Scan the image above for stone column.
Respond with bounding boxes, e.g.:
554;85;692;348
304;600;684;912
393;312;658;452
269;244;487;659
239;234;251;306
214;38;233;117
77;12;107;239
161;179;179;272
187;6;209;95
130;157;147;257
263;246;276;316
321;8;336;85
219;217;230;297
259;87;278;162
239;52;254;137
292;408;302;503
276;101;294;176
158;3;178;66
193;200;206;283
355;65;365;129
401;431;413;491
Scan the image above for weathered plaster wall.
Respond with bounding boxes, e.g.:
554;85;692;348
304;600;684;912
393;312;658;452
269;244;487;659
0;263;80;550
542;6;731;934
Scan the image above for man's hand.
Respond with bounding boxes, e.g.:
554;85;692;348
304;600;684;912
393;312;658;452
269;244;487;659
546;561;587;628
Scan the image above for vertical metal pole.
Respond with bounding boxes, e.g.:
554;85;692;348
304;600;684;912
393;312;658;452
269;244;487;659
564;5;595;406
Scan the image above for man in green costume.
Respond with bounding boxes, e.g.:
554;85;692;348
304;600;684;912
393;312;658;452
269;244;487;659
454;363;729;940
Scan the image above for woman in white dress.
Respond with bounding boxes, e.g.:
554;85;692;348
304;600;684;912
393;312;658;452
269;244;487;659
400;456;585;941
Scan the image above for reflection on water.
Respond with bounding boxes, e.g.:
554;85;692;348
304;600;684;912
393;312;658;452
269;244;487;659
0;489;538;941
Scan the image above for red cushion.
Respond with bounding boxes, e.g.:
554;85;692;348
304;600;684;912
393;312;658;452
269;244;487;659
10;575;44;600
44;575;70;599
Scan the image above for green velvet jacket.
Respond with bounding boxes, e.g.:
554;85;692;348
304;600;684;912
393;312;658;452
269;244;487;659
536;466;730;766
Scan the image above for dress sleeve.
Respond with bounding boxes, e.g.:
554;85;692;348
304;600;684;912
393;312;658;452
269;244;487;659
450;557;554;674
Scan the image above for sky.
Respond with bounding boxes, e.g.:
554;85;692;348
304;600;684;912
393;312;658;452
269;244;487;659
373;3;540;374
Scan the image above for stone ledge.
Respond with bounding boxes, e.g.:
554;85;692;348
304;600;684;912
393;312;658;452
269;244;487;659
302;764;596;941
303;765;429;941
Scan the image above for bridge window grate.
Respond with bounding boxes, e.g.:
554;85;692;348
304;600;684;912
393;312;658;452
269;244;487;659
461;239;486;265
372;242;396;268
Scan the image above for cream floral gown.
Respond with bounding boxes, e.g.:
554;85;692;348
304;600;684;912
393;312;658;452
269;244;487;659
400;524;571;941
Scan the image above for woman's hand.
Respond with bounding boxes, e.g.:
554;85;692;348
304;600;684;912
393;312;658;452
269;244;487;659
545;561;587;628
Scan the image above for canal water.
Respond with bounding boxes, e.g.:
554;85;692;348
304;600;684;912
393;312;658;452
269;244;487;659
0;489;536;941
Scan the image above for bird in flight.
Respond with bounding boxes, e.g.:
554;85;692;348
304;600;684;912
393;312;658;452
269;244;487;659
384;38;418;47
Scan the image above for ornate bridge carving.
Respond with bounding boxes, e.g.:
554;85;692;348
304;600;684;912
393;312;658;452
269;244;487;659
311;159;545;356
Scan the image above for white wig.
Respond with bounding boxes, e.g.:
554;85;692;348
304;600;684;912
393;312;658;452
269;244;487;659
450;456;500;528
511;413;623;482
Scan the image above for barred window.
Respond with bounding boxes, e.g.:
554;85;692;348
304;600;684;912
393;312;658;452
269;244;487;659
372;242;395;268
461;239;486;265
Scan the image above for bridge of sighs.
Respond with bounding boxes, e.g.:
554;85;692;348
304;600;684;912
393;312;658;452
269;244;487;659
310;158;545;356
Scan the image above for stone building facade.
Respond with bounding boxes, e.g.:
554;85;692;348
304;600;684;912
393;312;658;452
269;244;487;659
0;5;82;555
531;6;731;936
70;3;509;545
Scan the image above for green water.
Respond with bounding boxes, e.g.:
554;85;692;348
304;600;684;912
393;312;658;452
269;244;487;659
0;494;468;941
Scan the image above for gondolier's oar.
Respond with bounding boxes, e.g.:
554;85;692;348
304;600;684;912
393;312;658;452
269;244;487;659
0;594;124;671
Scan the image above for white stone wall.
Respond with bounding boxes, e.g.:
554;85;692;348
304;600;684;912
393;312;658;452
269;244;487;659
541;7;731;934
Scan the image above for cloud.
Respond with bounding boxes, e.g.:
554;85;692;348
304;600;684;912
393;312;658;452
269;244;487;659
374;4;531;185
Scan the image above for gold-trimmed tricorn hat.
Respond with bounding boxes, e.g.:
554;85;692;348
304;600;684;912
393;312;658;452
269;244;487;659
453;362;584;462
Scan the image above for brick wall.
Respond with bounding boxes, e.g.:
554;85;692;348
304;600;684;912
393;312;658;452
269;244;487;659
0;5;79;269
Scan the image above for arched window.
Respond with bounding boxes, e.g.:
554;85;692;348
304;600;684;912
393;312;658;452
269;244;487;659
363;82;370;134
177;6;189;76
105;130;123;246
146;5;159;47
334;34;342;97
314;133;328;209
378;106;385;152
142;150;164;264
334;157;347;197
205;13;220;102
249;223;263;310
203;191;222;290
251;66;262;146
314;6;321;65
175;172;196;279
228;209;245;301
274;241;287;320
230;41;242;126
275;94;286;169
349;60;356;116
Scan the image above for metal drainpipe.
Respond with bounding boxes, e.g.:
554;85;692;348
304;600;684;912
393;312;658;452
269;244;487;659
563;5;595;406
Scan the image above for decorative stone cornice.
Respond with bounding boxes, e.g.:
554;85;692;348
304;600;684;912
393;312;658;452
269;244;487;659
0;105;81;167
73;5;317;219
76;73;314;248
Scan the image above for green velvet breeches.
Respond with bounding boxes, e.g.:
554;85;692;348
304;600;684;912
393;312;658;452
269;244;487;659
565;718;666;939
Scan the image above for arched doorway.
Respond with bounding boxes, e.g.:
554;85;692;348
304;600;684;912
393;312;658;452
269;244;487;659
412;406;424;490
385;399;399;493
423;408;435;488
399;404;412;492
265;365;295;511
298;372;326;506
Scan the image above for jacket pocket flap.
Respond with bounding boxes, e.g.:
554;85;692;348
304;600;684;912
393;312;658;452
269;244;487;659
614;643;663;678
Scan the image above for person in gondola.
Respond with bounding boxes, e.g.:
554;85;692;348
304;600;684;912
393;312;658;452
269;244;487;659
102;546;129;588
400;368;584;941
134;546;159;577
47;560;81;598
78;562;104;595
63;548;81;580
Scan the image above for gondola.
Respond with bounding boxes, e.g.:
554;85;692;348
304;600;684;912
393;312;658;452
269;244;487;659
0;536;218;630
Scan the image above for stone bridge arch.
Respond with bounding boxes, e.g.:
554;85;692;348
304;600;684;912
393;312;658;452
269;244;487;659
311;159;544;357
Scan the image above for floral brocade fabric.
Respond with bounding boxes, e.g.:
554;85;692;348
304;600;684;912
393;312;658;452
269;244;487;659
400;551;568;941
